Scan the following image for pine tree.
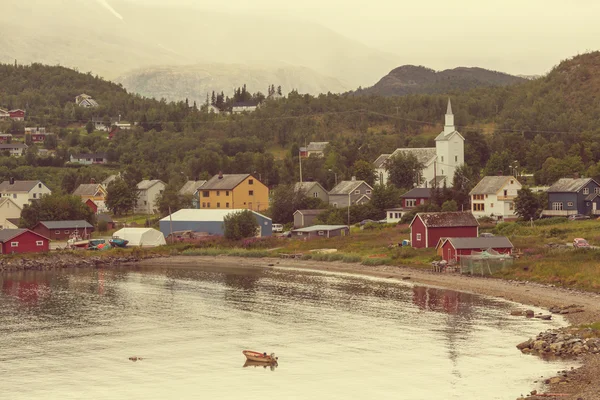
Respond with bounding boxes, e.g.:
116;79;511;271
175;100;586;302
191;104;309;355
211;91;216;105
277;85;282;96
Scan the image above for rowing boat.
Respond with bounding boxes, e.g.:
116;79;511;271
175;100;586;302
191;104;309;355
242;350;278;363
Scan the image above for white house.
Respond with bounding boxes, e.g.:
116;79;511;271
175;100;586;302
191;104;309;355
0;179;52;209
232;102;259;114
0;143;27;157
135;180;166;214
469;176;522;221
374;99;464;188
0;198;23;229
76;94;99;108
0;108;9;120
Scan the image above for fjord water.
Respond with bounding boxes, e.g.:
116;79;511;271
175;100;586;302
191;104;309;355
0;264;572;400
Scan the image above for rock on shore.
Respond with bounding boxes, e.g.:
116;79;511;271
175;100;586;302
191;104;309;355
517;328;600;357
0;253;163;272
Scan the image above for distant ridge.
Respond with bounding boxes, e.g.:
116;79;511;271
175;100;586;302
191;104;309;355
354;65;526;96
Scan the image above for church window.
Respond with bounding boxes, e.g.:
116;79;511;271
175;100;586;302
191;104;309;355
441;156;444;162
455;156;458;162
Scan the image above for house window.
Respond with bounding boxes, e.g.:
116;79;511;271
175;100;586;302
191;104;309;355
473;203;485;211
313;192;318;198
503;190;508;196
207;203;211;207
202;202;206;208
473;194;484;200
226;191;230;196
33;193;37;199
405;199;416;208
217;202;221;208
490;203;494;208
144;201;147;205
36;241;44;246
455;155;458;162
202;191;209;197
583;188;590;195
441;156;444;162
318;231;325;236
217;191;220;196
441;169;444;175
249;190;254;196
11;242;18;248
12;194;16;199
249;179;254;185
567;202;574;207
552;202;563;210
416;233;422;241
354;190;360;194
55;230;60;234
226;202;230;208
366;190;372;195
510;180;514;184
595;188;600;194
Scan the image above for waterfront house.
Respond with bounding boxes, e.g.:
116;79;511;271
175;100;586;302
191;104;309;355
328;178;373;208
0;229;50;254
32;220;94;241
159;209;272;237
135;180;166;214
291;225;349;239
470;176;522;221
541;178;600;218
410;211;478;249
0;143;27;157
436;236;514;262
30;131;54;143
385;188;432;223
0;198;23;229
294;181;329;203
293;209;327;228
0;179;52;209
179;180;207;196
199;173;269;212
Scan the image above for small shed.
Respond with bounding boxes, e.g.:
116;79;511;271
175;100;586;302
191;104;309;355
32;220;95;241
0;229;50;254
291;225;349;239
97;213;116;230
112;228;166;247
436;236;514;262
293;209;326;228
159;209;272;237
84;198;98;214
410;212;478;249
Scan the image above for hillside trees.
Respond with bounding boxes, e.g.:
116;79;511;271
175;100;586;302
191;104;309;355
269;184;325;224
514;188;545;221
386;153;424;190
20;193;95;228
106;178;139;216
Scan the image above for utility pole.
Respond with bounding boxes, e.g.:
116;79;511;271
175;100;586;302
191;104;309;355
433;160;437;188
168;206;174;244
347;192;351;227
299;150;303;183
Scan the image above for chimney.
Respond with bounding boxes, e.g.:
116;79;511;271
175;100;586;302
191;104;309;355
218;171;223;179
9;177;14;185
351;176;356;181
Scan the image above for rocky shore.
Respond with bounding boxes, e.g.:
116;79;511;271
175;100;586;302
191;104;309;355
0;252;164;272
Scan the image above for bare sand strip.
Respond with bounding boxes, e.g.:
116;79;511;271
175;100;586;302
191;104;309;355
141;255;600;399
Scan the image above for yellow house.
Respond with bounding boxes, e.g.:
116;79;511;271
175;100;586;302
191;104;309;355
72;183;109;213
199;174;269;212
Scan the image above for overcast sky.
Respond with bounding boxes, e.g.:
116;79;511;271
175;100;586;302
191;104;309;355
126;0;600;75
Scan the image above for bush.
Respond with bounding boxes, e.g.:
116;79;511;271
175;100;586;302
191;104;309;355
478;216;494;224
390;246;419;260
97;220;108;232
342;254;362;263
223;210;259;240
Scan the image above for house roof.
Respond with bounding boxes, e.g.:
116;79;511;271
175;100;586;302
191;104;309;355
412;212;479;228
373;154;392;168
0;229;49;243
293;209;327;216
400;188;431;198
306;142;329;152
97;213;114;223
73;184;105;196
38;220;94;229
439;236;514;250
0;197;22;209
179;180;207;196
201;174;251;190
0;180;44;193
6;218;20;227
470;176;519;195
292;225;348;232
548;178;597;193
329;180;372;195
159;208;271;222
428;176;447;187
294;181;326;193
390;147;437;166
0;133;13;137
102;174;120;186
71;153;106;159
137;180;165;191
0;143;27;149
232;101;259;108
585;193;600;201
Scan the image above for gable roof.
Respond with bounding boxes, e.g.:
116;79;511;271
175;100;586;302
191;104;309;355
435;130;465;142
390;147;437;166
0;197;22;209
0;143;27;149
373;154;391;168
293;209;327;216
137;180;165;191
294;181;326;193
306;142;329;152
232;101;259;108
73;183;106;196
400;188;431;198
38;220;93;229
6;218;20;228
548;178;597;193
411;211;478;228
470;176;519;195
201;174;251;190
179;180;207;196
71;153;106;159
159;208;271;222
0;180;45;193
292;225;348;232
329;180;372;195
97;213;114;223
0;229;49;243
102;174;120;186
438;236;514;250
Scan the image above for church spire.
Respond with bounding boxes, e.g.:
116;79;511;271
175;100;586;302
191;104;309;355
446;98;452;115
444;98;455;135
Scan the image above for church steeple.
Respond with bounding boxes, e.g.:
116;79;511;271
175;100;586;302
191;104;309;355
444;98;455;135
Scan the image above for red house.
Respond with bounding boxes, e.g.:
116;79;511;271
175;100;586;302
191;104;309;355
9;109;25;121
0;229;50;254
410;212;478;248
400;188;431;209
84;198;98;214
436;237;514;262
32;220;94;241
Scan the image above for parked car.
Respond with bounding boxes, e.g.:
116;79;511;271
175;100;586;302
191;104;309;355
573;238;591;248
272;223;284;233
568;214;591;220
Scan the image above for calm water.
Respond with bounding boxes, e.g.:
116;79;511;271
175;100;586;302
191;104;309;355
0;263;573;400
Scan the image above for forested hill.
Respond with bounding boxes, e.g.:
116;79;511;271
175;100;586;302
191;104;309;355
354;65;525;96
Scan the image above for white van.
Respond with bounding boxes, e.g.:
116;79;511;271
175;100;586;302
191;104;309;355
272;224;283;233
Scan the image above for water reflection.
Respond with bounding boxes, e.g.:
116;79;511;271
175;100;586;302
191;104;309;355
243;360;278;371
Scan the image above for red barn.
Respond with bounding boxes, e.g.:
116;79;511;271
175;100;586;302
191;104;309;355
410;212;478;248
436;237;514;262
0;229;50;254
32;220;94;241
9;109;25;121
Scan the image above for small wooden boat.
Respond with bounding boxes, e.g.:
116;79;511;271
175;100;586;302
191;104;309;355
109;237;129;248
242;350;278;363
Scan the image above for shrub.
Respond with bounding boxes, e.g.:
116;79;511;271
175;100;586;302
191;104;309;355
342;254;362;263
97;220;108;232
390;246;419;260
223;210;259;240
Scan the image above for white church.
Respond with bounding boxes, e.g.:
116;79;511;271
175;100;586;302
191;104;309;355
374;99;465;188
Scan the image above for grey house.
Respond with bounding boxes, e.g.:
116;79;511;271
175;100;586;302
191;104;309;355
291;225;349;239
159;209;272;237
295;181;329;203
328;178;373;208
293;209;327;228
541;178;600;217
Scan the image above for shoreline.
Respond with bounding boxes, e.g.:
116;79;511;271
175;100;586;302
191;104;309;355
140;255;600;400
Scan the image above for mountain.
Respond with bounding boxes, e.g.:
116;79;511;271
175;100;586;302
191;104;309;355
0;0;399;95
355;65;526;96
117;64;347;104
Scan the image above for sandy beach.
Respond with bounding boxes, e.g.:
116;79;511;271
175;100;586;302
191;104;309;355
141;255;600;400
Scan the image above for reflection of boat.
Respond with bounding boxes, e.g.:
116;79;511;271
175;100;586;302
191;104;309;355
108;237;129;248
242;350;278;363
243;360;278;370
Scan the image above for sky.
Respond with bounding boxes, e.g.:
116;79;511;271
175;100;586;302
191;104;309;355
126;0;600;75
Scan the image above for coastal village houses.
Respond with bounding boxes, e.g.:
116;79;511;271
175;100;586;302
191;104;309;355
231;102;259;114
328;178;373;208
0;143;27;157
436;236;514;262
470;176;522;221
0;179;52;209
385;188;432;223
374;99;464;188
294;181;329;204
293;209;327;228
541;177;600;218
0;229;50;254
0;198;23;230
300;142;329;158
70;153;108;165
179;180;207;209
198;173;269;212
135;180;166;214
72;182;109;214
410;211;478;249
